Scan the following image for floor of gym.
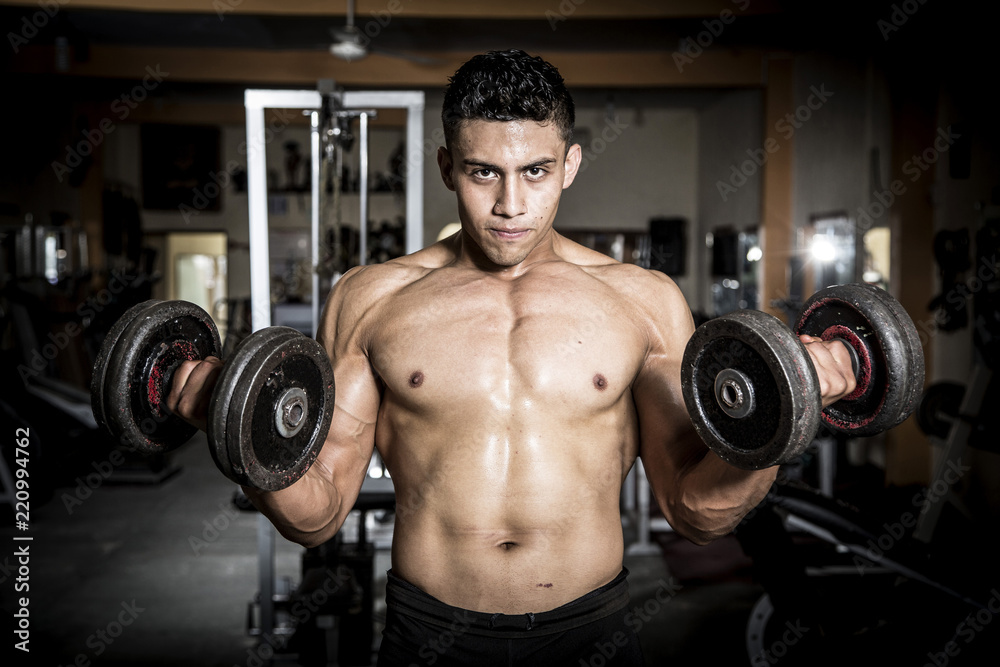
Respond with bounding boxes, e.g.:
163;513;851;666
3;432;764;667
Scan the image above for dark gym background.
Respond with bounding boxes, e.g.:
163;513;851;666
2;1;1000;666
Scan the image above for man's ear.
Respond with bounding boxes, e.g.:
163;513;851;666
437;146;456;191
562;143;582;189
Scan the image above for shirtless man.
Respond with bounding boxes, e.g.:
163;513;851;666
168;50;856;666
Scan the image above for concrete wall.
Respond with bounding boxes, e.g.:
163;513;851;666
696;89;763;315
421;89;701;300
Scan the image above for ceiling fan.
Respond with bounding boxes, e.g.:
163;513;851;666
329;0;439;64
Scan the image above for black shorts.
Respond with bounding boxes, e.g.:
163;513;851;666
376;568;644;667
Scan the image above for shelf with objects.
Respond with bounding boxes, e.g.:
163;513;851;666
263;111;410;336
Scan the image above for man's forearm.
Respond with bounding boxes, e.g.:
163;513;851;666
667;450;777;545
242;462;344;547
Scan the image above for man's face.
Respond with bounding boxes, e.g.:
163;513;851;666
438;119;581;268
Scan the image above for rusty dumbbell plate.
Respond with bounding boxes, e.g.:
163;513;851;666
681;309;822;470
94;300;221;454
208;327;334;491
796;283;924;436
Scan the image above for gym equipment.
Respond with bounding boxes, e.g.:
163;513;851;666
916;381;965;440
244;87;420;643
796;283;923;434
209;325;334;490
681;283;924;470
90;299;334;491
737;479;994;665
91;300;221;453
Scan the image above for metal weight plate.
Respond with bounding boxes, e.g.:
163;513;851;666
681;309;822;470
795;283;923;436
211;327;335;491
91;299;160;438
227;328;334;490
870;284;925;426
103;300;222;454
206;327;300;484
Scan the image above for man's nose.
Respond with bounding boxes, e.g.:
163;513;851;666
493;177;527;217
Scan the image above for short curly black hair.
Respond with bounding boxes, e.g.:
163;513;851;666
442;49;575;148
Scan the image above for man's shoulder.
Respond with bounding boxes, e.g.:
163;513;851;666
336;258;422;299
552;234;688;314
324;241;455;329
320;246;449;348
583;258;685;308
335;242;450;299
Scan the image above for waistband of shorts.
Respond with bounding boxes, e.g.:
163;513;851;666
384;567;630;638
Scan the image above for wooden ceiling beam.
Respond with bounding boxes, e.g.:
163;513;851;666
118;102;407;126
11;45;765;88
0;0;782;19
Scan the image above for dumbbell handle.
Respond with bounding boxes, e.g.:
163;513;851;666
713;336;862;421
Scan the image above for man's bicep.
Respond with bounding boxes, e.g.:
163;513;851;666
304;348;382;527
312;270;382;505
633;353;704;479
632;274;705;482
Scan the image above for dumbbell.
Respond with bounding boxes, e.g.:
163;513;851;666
680;283;924;470
90;300;334;490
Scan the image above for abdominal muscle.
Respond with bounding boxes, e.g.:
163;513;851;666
383;414;633;614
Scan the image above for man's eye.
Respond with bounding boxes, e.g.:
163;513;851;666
474;169;494;178
527;167;546;178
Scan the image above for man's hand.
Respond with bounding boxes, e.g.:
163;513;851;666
799;335;857;407
165;357;224;432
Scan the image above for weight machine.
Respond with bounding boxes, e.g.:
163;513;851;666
738;369;999;662
242;86;422;664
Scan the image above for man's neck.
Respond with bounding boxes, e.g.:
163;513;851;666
452;228;564;279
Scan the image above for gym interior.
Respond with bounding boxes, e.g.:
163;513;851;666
2;1;999;665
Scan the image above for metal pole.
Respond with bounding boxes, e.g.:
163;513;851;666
310;111;321;337
243;89;321;643
625;459;662;556
359;112;369;266
257;513;275;637
404;100;424;255
244;99;274;639
817;436;836;498
244;94;272;332
623;465;636;515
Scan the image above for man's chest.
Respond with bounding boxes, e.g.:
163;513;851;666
367;275;647;410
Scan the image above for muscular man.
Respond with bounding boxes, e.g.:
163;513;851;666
168;50;855;666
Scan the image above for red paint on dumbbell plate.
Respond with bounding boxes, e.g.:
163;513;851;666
820;325;871;401
147;340;199;415
819;323;886;431
823;397;884;430
797;296;831;325
799;297;884;430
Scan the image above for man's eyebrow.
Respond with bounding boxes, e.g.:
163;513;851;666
462;159;500;171
462;157;558;171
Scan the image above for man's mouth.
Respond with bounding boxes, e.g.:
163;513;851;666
490;228;530;240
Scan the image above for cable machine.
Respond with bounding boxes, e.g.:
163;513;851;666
243;86;423;654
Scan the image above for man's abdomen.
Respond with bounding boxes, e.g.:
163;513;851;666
387;456;628;614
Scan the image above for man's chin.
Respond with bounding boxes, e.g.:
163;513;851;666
483;246;531;267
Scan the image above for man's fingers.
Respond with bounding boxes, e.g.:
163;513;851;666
800;337;857;407
166;356;223;430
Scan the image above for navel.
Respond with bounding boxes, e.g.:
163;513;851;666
593;373;608;391
409;371;424;388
